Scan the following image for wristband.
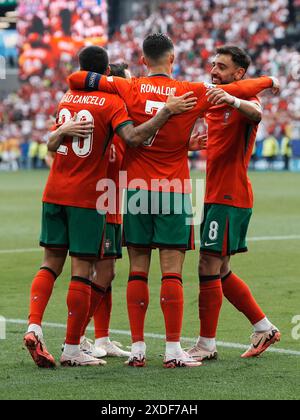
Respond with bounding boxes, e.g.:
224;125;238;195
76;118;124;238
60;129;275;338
232;97;241;109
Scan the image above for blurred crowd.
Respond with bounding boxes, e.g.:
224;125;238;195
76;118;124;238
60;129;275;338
1;0;300;171
18;0;108;80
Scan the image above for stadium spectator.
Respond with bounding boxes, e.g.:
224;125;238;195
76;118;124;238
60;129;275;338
281;132;293;170
262;131;280;169
1;0;299;171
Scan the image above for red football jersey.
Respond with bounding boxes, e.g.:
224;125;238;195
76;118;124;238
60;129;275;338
106;135;126;225
68;73;273;193
43;90;132;209
205;97;261;209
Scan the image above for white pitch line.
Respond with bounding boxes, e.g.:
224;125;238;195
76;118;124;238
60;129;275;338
6;318;300;357
0;248;40;255
248;235;300;242
0;235;300;255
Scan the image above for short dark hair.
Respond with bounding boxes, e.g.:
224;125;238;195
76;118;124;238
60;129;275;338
78;46;109;74
110;62;129;79
143;33;174;61
216;46;251;71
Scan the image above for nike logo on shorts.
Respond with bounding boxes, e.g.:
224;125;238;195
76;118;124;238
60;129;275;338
204;242;218;247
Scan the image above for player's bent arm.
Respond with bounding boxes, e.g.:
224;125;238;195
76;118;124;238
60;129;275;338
233;99;262;122
68;71;131;100
190;76;279;112
117;92;197;147
47;127;66;152
117;107;173;147
47;117;94;152
217;76;279;99
204;89;262;122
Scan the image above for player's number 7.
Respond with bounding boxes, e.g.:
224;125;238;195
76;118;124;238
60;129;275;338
143;100;166;147
57;108;94;158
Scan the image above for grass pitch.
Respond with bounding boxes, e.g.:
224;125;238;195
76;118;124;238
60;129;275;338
0;170;299;400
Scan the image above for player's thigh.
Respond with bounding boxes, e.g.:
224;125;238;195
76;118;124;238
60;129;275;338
159;249;186;275
220;257;231;278
199;253;226;277
94;258;116;289
66;206;106;259
40;202;69;249
103;223;122;260
127;246;152;274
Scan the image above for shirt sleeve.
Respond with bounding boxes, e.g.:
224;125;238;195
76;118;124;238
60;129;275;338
249;96;262;108
183;81;208;99
198;76;272;113
110;96;133;134
217;76;273;99
68;71;132;101
99;76;132;100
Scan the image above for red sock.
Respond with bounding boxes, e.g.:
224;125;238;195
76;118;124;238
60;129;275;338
199;276;223;338
66;277;91;345
222;271;265;325
127;272;149;343
160;274;184;342
80;283;106;338
28;267;57;326
94;287;112;339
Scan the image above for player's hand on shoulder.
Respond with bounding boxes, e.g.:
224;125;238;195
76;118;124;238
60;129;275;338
206;88;235;106
189;132;208;151
166;91;198;115
58;113;94;138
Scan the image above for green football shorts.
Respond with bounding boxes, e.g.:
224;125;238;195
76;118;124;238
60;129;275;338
123;190;195;250
40;202;106;258
103;223;122;259
200;204;252;257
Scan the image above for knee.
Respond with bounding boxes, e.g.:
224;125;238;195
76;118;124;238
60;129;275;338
108;266;116;284
220;266;230;279
55;267;63;278
199;254;221;277
42;263;62;278
199;255;211;276
101;265;116;289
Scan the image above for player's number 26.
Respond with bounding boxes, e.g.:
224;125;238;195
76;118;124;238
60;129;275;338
57;108;94;158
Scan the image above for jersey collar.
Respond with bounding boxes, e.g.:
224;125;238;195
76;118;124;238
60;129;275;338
148;73;172;78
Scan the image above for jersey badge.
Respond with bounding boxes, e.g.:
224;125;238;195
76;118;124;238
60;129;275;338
223;111;232;124
105;239;112;251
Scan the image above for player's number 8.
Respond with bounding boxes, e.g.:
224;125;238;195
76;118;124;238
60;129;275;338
209;221;219;241
143;100;166;147
57;108;94;158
